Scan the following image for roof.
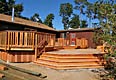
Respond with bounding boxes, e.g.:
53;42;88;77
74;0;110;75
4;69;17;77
0;14;55;31
58;28;95;32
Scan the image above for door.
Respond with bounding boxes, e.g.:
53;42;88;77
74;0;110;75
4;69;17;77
70;33;76;46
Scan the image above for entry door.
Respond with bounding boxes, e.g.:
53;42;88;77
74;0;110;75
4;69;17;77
70;33;76;46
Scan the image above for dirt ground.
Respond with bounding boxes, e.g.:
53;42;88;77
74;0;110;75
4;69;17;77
10;63;101;80
0;65;44;80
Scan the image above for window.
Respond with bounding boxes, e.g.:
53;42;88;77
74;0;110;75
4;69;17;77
71;33;76;38
61;33;66;38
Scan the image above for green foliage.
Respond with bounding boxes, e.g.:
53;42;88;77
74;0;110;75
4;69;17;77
92;0;116;80
0;0;7;13
69;14;80;29
44;13;54;28
74;0;89;27
74;0;88;15
80;20;88;28
0;0;23;17
14;4;23;17
59;3;73;29
30;13;42;23
85;2;94;27
60;3;73;17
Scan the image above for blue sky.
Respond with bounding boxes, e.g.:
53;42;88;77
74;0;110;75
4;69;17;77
16;0;96;30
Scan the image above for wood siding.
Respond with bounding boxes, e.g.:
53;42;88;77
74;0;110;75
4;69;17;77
0;51;7;61
59;31;95;48
76;31;95;48
0;51;35;62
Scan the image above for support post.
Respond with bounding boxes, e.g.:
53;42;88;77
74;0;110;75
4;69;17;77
34;33;37;61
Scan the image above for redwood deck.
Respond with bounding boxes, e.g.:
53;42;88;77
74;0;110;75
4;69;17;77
46;49;102;54
35;49;105;69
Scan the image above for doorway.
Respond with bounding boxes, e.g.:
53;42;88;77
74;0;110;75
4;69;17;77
70;33;76;46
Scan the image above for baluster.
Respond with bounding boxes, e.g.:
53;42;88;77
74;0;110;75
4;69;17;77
20;32;23;46
7;32;10;50
32;32;35;49
24;32;27;46
15;32;18;46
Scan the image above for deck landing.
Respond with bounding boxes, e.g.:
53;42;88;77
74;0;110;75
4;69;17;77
35;49;105;70
46;49;103;54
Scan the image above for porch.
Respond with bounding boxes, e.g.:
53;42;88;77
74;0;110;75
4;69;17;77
0;30;55;51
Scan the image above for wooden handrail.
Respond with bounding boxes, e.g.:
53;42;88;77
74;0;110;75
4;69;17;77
0;30;56;50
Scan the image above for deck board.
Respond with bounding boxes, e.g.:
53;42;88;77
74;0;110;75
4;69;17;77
46;49;103;54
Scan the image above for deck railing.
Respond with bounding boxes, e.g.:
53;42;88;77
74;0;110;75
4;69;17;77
56;38;88;48
0;31;7;49
0;31;55;50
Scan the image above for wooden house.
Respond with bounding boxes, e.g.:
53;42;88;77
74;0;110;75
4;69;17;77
0;14;97;64
56;28;95;49
0;14;56;63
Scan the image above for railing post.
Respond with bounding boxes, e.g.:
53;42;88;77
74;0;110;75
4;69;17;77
5;32;7;51
15;32;19;46
34;33;37;61
32;32;35;49
7;32;10;50
20;32;23;46
53;34;56;47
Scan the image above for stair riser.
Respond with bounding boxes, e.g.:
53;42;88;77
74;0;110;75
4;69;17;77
37;59;105;66
35;53;105;69
42;53;104;56
34;61;104;70
41;55;103;59
39;57;104;62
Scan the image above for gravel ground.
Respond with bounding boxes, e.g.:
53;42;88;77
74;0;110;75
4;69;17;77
0;63;45;80
10;63;101;80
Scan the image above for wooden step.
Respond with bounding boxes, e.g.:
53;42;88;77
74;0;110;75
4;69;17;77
41;53;104;59
36;59;104;66
34;61;104;70
35;52;105;70
39;56;104;62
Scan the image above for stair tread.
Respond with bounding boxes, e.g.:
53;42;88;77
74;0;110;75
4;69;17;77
38;58;104;62
41;55;103;59
35;52;105;70
36;59;104;66
34;61;104;70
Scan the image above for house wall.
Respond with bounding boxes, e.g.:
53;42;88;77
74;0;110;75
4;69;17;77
59;31;96;48
76;31;95;48
0;51;7;61
0;47;55;63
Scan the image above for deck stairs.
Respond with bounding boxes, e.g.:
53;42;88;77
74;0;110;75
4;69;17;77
34;52;105;70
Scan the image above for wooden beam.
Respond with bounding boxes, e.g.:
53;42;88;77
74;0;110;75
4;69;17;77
7;32;10;50
34;33;37;61
32;32;35;49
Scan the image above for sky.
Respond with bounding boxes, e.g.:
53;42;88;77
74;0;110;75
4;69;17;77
16;0;95;30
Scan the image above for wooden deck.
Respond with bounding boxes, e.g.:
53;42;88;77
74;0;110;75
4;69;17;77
35;49;106;70
0;30;55;51
46;49;102;54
